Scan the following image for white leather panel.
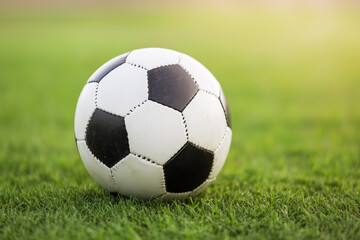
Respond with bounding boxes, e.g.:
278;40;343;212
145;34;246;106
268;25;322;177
97;64;148;117
111;154;166;199
183;91;227;152
209;127;232;179
125;101;187;165
87;52;129;83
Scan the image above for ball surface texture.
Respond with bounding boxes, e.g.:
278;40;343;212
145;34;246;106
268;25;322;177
74;48;232;200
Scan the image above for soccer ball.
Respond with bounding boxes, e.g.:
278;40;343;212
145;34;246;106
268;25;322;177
74;48;232;200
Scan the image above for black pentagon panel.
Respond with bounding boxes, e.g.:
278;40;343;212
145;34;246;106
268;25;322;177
220;89;232;128
85;108;130;168
88;52;130;83
147;64;198;112
164;142;214;193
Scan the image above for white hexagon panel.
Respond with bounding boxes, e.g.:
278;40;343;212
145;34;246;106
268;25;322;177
111;154;166;199
96;64;148;117
125;101;187;165
183;91;227;152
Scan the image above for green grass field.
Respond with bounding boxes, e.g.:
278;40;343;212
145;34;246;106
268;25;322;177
1;5;360;240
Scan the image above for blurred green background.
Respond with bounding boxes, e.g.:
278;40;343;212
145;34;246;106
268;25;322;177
1;1;360;239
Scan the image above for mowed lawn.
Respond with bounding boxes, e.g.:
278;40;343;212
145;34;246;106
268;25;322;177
1;6;360;240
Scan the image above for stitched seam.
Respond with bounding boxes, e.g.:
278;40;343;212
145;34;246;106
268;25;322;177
134;52;182;70
125;100;148;116
180;88;199;112
156;192;167;199
164;179;212;195
209;128;230;176
79;140;108;167
87;80;98;84
130;152;163;167
181;113;189;140
215;128;229;153
163;192;191;196
87;52;131;84
160;167;166;195
188;141;213;154
146;69;149;96
94;82;99;107
147;63;181;71
94;107;126;119
125;152;167;197
178;63;220;98
199;89;219;98
79;83;99;141
97;101;148;118
178;53;183;64
77;140;118;191
158;63;178;68
219;91;231;128
126;62;148;70
109;168;117;191
178;63;199;87
147;99;186;113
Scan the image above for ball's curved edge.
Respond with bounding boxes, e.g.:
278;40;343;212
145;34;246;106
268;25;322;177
87;52;130;84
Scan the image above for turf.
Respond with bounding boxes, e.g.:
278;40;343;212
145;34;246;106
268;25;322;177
1;5;360;240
